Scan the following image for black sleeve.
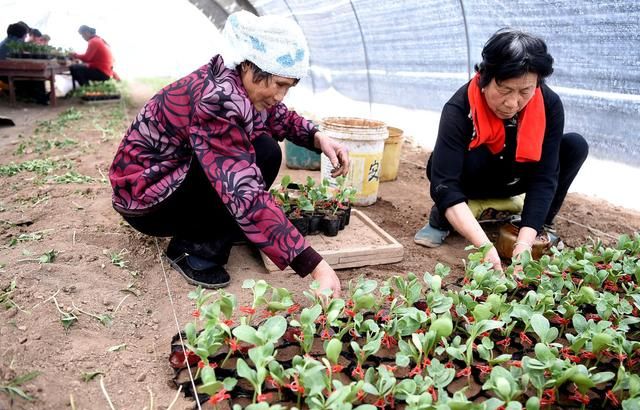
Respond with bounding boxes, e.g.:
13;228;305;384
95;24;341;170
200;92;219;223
520;86;564;231
289;246;323;277
429;86;472;212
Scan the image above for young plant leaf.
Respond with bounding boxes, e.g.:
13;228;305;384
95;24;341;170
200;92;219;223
107;343;127;352
80;371;104;382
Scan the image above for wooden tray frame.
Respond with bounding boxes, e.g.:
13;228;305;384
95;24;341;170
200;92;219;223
261;209;404;273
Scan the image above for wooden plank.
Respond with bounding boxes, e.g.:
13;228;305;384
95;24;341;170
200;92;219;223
261;209;404;273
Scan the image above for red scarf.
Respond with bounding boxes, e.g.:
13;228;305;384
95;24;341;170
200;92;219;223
467;74;546;162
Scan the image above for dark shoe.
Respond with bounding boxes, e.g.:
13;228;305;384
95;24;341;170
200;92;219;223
166;241;230;289
167;237;232;265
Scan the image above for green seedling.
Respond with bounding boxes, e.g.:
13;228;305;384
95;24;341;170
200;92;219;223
107;343;127;352
121;282;142;297
7;230;51;247
35;107;83;135
482;366;524;405
0;158;71;177
80;371;104;382
17;193;50;207
52;296;78;330
18;249;57;264
15;137;78;156
0;279;25;312
71;302;113;327
47;171;94;184
0;371;40;402
107;249;128;268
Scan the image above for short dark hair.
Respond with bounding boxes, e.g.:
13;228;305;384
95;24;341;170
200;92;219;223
475;28;554;88
7;22;29;38
237;60;300;85
30;28;42;37
78;25;96;36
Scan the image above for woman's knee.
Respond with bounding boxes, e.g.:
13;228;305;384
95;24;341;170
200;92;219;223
562;132;589;162
253;135;282;186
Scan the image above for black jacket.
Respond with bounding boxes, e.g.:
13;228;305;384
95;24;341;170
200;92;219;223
428;81;564;232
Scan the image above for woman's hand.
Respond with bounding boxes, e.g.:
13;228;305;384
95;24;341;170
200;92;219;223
512;226;536;259
444;203;503;271
486;245;504;272
311;260;342;298
314;132;349;177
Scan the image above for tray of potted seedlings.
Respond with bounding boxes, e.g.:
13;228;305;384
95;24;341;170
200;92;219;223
76;79;121;102
270;175;355;237
168;233;640;408
5;40;61;60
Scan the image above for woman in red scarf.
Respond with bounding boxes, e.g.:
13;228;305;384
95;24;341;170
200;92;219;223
414;29;588;271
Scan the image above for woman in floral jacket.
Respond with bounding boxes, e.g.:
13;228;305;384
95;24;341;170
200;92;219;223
109;11;348;295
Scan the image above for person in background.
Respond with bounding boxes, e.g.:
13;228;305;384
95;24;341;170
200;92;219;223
0;21;48;104
414;28;588;271
69;25;114;86
27;28;44;44
109;11;349;296
0;22;29;59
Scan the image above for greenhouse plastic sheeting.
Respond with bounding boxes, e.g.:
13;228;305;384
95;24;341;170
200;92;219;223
194;0;640;165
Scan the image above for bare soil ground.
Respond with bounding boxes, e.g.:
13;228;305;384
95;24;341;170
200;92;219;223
1;87;639;410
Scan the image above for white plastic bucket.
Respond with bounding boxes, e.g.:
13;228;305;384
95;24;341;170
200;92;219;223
320;117;388;206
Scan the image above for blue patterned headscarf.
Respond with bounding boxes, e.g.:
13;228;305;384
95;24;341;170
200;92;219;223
221;11;310;79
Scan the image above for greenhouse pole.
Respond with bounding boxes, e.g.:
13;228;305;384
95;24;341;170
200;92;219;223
282;0;317;95
349;0;373;113
458;0;472;80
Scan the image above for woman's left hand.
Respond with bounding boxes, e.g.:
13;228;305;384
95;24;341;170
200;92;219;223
314;132;350;177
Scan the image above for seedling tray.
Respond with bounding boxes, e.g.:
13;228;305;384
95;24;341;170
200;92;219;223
81;94;121;102
261;209;403;273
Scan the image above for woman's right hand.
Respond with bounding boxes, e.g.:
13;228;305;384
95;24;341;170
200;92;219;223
311;260;342;298
444;203;503;272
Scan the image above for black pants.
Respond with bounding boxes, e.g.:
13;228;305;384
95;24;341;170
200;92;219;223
69;64;110;87
122;134;282;263
428;132;589;231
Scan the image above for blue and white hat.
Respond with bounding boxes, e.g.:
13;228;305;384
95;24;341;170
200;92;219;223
221;10;310;79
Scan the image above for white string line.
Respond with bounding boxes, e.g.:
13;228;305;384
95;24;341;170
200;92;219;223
154;238;203;410
555;215;621;240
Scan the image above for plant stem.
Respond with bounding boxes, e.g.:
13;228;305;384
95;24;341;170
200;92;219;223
52;295;71;316
31;288;60;310
220;349;233;369
99;376;117;410
113;295;129;314
71;301;102;321
147;386;154;410
166;386;183;410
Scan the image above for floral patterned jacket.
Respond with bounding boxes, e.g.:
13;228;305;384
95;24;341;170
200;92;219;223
109;55;318;270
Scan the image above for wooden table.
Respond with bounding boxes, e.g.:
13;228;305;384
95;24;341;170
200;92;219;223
0;59;70;106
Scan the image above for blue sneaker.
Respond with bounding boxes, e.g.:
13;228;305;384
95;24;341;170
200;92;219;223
414;223;449;248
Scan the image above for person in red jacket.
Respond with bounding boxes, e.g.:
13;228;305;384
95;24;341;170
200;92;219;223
69;25;114;86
